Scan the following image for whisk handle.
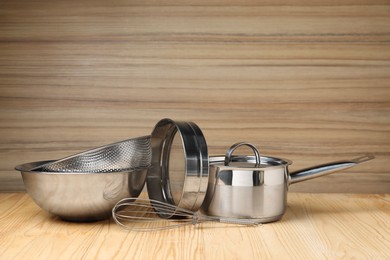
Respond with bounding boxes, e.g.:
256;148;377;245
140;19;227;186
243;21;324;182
218;217;259;226
200;214;258;226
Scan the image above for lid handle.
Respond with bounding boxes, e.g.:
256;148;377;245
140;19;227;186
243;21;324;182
224;142;261;167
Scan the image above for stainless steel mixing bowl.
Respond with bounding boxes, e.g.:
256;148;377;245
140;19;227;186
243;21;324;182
15;160;148;222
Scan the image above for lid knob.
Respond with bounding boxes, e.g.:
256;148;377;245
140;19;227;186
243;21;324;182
224;142;261;167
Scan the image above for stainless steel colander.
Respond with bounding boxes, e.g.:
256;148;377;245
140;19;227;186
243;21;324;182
32;135;152;173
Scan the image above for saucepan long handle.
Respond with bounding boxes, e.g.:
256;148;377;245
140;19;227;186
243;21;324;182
289;154;375;185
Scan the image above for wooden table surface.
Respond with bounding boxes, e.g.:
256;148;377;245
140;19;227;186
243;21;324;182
0;192;389;259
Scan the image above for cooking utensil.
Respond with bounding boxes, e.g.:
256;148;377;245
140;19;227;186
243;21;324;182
202;142;375;223
15;160;149;221
31;136;152;173
147;118;209;213
112;197;258;231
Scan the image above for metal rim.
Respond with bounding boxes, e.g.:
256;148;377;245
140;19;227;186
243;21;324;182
210;155;292;168
14;160;141;175
146;118;209;214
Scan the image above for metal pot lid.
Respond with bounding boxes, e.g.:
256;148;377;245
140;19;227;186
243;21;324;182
209;142;291;169
146;118;209;213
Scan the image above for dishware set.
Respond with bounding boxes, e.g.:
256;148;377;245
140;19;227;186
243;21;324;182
15;118;374;230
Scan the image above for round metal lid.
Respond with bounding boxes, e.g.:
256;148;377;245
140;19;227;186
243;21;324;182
209;142;291;169
146;118;209;214
210;155;292;168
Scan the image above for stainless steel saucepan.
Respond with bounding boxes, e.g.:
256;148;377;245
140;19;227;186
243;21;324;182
201;142;375;223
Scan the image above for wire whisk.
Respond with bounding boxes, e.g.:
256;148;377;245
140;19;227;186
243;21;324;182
112;198;259;231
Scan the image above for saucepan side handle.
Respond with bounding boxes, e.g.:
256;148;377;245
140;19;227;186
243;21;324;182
289;154;375;185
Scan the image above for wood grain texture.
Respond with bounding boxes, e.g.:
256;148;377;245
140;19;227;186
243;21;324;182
0;193;389;259
0;0;389;192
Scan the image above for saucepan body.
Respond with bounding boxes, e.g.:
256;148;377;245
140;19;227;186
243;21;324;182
202;144;374;223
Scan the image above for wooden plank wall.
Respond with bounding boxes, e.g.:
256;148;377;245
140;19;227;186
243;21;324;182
0;0;389;193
